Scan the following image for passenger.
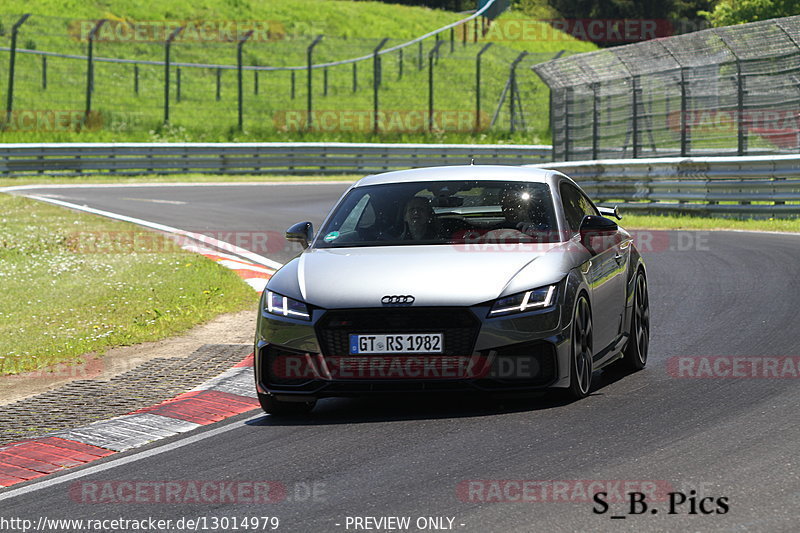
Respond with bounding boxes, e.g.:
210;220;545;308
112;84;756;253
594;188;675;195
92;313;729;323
401;196;439;240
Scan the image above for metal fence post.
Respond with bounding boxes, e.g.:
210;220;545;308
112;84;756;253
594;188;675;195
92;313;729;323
323;67;328;96
679;67;688;156
373;38;389;134
353;63;357;92
736;58;747;155
85;20;106;124
564;87;572;161
254;71;259;95
717;35;745;155
176;67;181;102
306;35;323;130
549;88;556;161
4;14;31;128
237;30;254;131
398;48;403;80
418;41;423;71
216;68;222;101
509;51;528;134
42;56;47;90
475;43;492;132
450;27;455;53
134;64;139;95
632;75;640;158
428;40;445;132
163;26;183;125
592;82;599;159
291;71;295;99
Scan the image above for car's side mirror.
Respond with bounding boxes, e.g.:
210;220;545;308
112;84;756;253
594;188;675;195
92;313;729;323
597;205;622;220
286;221;314;249
579;215;618;254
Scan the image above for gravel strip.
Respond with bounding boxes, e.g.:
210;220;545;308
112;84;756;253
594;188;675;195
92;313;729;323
0;344;252;445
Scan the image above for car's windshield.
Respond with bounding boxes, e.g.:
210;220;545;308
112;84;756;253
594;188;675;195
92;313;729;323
315;180;559;248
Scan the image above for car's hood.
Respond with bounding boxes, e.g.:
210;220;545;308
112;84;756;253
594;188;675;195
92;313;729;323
268;242;585;309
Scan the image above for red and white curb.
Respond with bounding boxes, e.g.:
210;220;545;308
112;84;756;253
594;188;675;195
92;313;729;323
182;243;274;293
0;354;260;488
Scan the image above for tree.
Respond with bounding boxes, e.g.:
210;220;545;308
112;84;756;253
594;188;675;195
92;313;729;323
354;1;475;11
703;0;800;27
546;0;715;20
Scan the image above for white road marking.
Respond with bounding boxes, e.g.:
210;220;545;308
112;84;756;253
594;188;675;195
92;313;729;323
22;195;283;270
0;181;354;192
119;197;187;205
0;414;263;502
245;278;269;292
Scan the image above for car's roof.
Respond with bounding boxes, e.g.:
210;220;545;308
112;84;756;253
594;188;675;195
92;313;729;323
354;165;555;187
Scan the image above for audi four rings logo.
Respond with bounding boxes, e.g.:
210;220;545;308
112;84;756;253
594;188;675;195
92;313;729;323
381;295;415;305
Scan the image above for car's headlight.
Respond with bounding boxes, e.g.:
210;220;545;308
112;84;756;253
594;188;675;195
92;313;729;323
265;290;311;320
489;285;556;317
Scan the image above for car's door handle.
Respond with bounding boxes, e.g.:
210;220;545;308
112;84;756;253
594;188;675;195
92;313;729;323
614;253;624;263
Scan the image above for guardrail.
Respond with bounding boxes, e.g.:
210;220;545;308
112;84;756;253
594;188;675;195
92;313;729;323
2;143;798;218
0;142;551;176
535;155;800;218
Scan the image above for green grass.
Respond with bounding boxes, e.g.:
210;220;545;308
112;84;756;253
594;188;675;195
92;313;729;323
0;193;259;376
0;1;597;144
622;213;800;233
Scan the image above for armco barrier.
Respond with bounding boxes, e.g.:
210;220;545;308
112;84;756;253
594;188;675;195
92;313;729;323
0;142;550;176
536;155;800;218
1;143;798;218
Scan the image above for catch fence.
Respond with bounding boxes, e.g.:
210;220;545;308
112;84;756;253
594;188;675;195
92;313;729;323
534;15;800;161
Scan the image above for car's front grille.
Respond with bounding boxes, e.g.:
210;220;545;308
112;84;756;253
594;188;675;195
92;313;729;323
315;308;480;357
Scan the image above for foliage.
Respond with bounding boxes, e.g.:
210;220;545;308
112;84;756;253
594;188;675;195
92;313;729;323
545;0;717;20
703;0;800;27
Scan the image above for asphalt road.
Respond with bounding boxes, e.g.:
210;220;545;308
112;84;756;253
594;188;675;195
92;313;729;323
2;183;799;533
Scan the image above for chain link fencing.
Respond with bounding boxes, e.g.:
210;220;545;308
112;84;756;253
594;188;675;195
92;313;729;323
534;15;800;161
0;3;575;140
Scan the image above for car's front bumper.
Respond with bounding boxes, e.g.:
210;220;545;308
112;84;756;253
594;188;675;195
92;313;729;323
254;298;573;400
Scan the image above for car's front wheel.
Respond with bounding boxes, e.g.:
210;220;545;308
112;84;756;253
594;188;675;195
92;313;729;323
620;271;649;371
258;393;316;416
568;294;593;399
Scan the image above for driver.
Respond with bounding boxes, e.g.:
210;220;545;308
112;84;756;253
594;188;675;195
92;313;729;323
500;189;552;237
401;196;439;240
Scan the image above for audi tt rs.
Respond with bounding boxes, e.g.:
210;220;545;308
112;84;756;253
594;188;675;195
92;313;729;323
254;165;649;414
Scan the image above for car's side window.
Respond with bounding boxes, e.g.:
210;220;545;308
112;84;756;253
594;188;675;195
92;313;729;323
560;183;585;233
577;190;600;218
560;182;600;234
339;194;372;233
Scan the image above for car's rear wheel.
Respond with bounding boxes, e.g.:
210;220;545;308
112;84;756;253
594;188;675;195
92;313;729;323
620;271;649;371
568;295;593;399
258;393;316;416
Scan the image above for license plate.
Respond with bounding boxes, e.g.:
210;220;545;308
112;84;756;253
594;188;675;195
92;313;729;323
349;333;443;354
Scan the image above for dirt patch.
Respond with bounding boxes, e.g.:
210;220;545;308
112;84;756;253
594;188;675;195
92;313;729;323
0;308;257;407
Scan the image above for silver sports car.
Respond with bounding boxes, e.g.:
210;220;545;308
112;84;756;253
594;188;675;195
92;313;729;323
254;165;649;414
